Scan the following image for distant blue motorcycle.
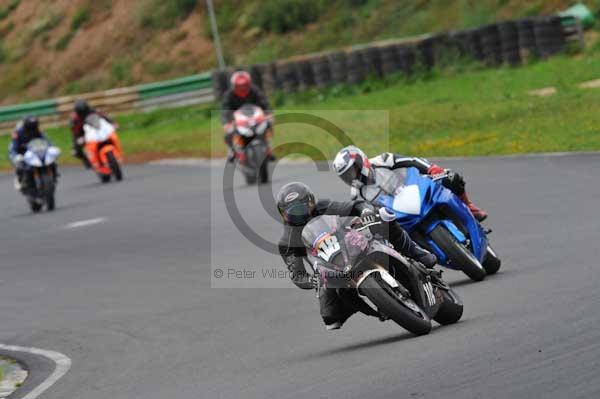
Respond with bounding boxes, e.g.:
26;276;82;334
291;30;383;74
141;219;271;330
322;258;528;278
358;167;501;281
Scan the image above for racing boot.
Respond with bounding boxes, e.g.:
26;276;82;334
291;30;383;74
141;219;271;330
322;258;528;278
459;192;488;222
408;244;437;268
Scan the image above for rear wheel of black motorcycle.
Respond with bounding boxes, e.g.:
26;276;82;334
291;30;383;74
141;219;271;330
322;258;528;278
107;152;123;181
430;225;486;281
360;274;432;336
483;245;501;275
433;290;463;325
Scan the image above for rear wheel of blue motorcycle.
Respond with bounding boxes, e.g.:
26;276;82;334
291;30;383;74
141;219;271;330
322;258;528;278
483;245;501;275
434;290;463;325
359;274;432;336
430;225;486;281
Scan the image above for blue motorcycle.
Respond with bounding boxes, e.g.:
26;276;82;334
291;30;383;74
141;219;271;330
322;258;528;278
358;167;501;281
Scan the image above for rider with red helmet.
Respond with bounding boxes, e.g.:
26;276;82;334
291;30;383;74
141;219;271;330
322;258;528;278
333;146;488;221
221;70;274;162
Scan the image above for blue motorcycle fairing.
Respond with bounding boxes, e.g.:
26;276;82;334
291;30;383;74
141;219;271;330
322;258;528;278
371;167;488;264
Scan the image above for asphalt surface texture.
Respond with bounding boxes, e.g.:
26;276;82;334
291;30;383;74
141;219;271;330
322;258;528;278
0;153;599;399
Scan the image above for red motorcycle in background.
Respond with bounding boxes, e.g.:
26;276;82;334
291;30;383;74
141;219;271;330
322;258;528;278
232;104;273;185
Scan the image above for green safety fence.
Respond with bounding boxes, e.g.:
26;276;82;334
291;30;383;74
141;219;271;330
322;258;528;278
137;73;213;100
0;73;214;127
0;99;58;123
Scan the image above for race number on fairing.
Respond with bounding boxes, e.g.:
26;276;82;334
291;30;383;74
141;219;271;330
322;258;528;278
316;235;341;262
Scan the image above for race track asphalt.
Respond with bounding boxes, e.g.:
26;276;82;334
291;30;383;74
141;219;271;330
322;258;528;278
0;153;599;399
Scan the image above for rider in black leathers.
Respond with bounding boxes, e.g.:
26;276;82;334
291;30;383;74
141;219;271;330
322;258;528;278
277;182;437;330
221;70;273;162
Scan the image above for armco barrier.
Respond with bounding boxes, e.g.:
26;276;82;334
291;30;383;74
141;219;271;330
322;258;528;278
0;14;585;132
0;73;213;132
213;14;583;100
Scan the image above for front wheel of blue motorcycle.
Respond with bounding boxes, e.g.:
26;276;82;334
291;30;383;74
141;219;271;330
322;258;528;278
483;245;501;275
430;226;486;282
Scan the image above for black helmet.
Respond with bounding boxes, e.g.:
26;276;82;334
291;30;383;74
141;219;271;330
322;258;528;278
277;182;317;226
22;116;40;138
74;99;91;118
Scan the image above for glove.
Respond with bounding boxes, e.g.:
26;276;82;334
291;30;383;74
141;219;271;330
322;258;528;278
11;154;24;169
378;207;396;222
223;122;235;134
427;164;446;176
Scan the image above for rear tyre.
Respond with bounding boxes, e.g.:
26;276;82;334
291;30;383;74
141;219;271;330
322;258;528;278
360;274;432;336
46;194;55;211
483;245;501;275
433;290;463;325
99;174;111;183
42;174;55;211
107;152;123;181
244;172;257;185
430;225;486;282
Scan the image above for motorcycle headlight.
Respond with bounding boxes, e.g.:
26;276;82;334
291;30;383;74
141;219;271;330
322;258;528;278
45;147;61;164
237;126;252;137
24;151;42;167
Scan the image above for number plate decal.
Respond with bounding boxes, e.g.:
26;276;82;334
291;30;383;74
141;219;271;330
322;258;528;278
314;234;341;262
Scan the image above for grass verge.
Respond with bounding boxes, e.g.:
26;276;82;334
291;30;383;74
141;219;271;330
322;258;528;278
1;53;600;170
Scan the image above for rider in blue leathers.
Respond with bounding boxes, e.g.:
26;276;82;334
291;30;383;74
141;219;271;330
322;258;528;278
8;116;54;191
333;146;488;221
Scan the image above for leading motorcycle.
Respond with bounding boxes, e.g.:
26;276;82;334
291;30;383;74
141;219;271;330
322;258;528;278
18;138;60;213
232;104;272;185
358;167;501;281
302;214;463;335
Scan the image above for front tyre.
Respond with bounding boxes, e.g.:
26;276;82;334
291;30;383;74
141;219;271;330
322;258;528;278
106;152;123;181
430;225;486;282
259;159;269;184
433;289;463;325
483;245;501;275
359;274;432;336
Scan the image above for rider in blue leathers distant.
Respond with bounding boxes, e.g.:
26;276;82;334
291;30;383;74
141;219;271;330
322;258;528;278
8;116;53;191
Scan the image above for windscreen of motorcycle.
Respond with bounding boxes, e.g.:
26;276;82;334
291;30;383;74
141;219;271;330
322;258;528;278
302;215;369;272
83;114;114;143
24;138;50;167
375;168;421;215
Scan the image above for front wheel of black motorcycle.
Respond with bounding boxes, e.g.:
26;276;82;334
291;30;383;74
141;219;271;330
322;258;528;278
430;225;486;282
359;274;432;336
433;289;463;325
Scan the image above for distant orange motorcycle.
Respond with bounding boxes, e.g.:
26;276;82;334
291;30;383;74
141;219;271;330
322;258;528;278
82;113;124;183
